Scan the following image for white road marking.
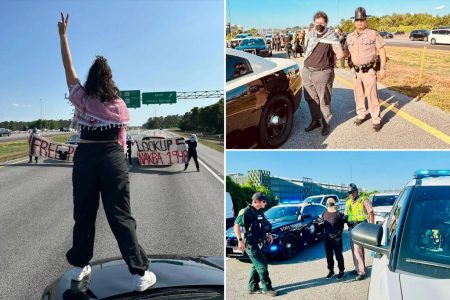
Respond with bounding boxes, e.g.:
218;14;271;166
198;159;224;185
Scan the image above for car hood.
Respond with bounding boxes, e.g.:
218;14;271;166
43;255;223;300
400;273;450;300
373;206;393;213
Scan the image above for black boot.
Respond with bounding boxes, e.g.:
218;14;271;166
305;120;321;132
322;123;330;136
184;164;188;171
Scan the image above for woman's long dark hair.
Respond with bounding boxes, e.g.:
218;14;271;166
84;56;120;102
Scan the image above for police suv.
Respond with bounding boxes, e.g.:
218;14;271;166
226;203;326;260
352;170;450;300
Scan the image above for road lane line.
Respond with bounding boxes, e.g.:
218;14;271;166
0;158;29;169
335;75;450;145
198;159;224;185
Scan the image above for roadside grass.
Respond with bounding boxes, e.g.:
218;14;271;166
0;134;72;163
380;46;450;112
167;128;224;153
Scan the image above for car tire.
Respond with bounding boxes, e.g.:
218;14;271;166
258;94;294;148
282;234;299;259
431;38;436;45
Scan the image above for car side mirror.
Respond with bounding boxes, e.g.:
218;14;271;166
351;223;390;256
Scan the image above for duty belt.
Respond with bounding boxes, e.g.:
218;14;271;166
353;63;374;73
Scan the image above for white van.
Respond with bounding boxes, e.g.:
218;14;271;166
429;28;450;45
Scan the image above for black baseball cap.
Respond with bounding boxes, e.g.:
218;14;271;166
348;183;358;193
252;192;267;202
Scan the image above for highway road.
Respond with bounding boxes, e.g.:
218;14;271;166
384;38;450;51
233;51;450;149
0;131;71;143
0;129;224;299
226;229;373;300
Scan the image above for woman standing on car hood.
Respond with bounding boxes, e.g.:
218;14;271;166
58;13;155;291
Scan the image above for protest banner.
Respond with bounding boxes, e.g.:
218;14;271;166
135;137;188;166
29;135;77;162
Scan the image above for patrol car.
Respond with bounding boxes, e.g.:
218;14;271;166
226;48;302;148
226;203;326;260
352;170;450;300
235;37;272;57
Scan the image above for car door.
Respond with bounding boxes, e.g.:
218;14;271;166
226;54;266;137
312;205;326;238
444;30;450;44
300;205;317;243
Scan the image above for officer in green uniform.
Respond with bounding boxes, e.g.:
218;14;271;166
234;192;278;297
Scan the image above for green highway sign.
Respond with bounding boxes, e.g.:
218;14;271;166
142;91;177;104
120;90;141;108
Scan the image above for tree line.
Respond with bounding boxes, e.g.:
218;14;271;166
143;99;223;134
0;119;72;131
339;13;450;33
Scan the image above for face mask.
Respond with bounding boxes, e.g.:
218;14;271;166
315;25;326;33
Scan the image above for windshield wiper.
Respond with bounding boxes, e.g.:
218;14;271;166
405;258;450;269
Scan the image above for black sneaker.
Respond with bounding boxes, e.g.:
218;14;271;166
355;274;366;281
373;123;382;132
249;289;262;294
354;118;366;126
262;289;278;297
326;271;335;279
336;272;344;280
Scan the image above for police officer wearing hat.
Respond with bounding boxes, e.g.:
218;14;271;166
344;183;374;280
234;192;278;296
344;7;387;132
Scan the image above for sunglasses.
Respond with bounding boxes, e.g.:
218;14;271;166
355;19;365;22
257;199;267;203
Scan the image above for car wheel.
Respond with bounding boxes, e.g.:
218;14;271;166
282;234;299;259
431;38;436;45
258;94;294;148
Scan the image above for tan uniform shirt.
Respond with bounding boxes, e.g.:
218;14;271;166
344;28;385;66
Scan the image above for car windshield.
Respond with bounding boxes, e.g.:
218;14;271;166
372;195;398;207
68;135;79;142
305;196;322;204
235;34;247;39
397;185;450;279
265;206;299;222
239;39;265;47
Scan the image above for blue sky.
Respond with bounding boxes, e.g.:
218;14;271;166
0;0;224;126
227;0;450;28
226;151;450;191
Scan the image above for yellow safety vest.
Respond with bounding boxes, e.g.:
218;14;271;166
346;197;367;222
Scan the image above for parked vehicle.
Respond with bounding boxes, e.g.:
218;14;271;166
429;28;450;45
0;128;12;137
369;192;399;225
409;30;430;41
304;194;345;213
351;170;450;300
226;203;326;259
226;48;302;148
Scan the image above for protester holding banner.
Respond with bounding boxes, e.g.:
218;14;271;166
28;128;39;163
58;13;156;291
184;134;200;172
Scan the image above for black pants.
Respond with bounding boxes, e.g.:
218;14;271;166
29;155;37;163
185;151;199;170
66;142;148;275
324;237;345;272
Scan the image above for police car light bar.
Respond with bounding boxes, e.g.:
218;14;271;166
413;170;450;179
